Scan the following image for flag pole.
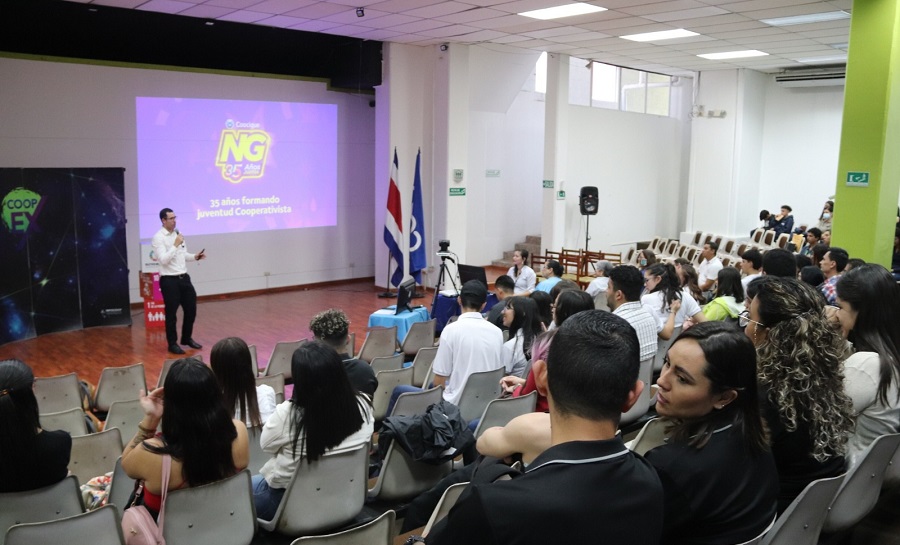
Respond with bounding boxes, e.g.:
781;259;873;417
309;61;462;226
378;249;395;298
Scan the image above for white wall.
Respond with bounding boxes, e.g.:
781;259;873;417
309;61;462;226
758;80;845;230
0;57;376;303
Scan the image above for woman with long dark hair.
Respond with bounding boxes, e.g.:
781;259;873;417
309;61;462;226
507;249;536;294
501;296;544;378
210;336;276;428
0;359;72;493
253;341;374;521
743;277;853;512
646;322;777;544
702;267;744;321
122;358;249;518
641;263;706;340
836;264;900;465
529;290;553;330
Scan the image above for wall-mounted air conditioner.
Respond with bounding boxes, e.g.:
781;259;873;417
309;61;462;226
774;67;846;87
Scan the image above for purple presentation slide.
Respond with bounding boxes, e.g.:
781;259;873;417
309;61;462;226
137;97;337;238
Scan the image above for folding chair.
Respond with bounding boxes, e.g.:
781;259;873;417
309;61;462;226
68;428;122;485
422;482;469;536
158;354;202;388
258;445;368;537
372;367;414;422
390;386;443;418
410;346;438;388
370;353;404;374
472;391;538;439
368;441;452;502
249;344;259;374
104;399;145;448
107;457;135;510
399;319;436;359
4;504;124;545
456;367;504;423
39;408;89;437
290;509;395;545
256;373;286;404
628;417;668;456
762;230;775;246
0;475;84;544
759;474;845;545
357;327;398;364
33;372;83;414
93;363;146;412
775;233;789;250
691;231;703;246
165;470;257;545
262;340;306;381
620;356;655;426
653;327;682;372
751;229;764;245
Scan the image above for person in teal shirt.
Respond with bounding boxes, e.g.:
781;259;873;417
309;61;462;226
535;260;563;293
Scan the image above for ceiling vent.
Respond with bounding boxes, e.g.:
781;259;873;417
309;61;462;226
775;67;846;87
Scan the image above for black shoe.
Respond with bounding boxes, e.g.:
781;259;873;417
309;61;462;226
181;339;202;350
168;344;186;355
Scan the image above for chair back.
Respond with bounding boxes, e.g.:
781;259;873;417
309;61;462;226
259;445;367;536
423;482;469;537
620;356;654;426
263;340;306;380
94;363;146;412
33;372;82;414
290;509;395;545
664;240;679;257
357;327;398;364
370;353;404;374
411;347;438;388
249;344;259;375
752;229;764;244
759;474;844;545
158;355;202;388
775;233;789;249
107;457;135;510
456;367;505;423
68;428;122;485
629;418;668;456
400;319;436;357
0;475;84;545
105;399;145;448
884;436;900;486
652;327;682;372
39;408;88;436
391;386;443;418
372;367;414;422
473;392;537;439
368;442;452;502
692;231;703;245
256;373;286;403
245;425;270;475
822;433;900;533
4;504;123;545
762;230;775;246
164;470;257;545
722;239;735;255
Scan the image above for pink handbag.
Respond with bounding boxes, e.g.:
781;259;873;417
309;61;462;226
121;454;171;545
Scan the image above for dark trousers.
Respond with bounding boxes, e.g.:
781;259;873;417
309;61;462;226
159;274;197;345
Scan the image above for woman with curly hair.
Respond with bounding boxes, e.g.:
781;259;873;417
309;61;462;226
742;276;854;512
835;264;900;466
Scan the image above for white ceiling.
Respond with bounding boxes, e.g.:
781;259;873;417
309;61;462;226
63;0;853;76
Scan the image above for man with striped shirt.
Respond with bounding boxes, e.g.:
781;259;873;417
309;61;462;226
606;265;659;361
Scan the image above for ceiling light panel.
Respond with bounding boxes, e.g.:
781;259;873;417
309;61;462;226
519;3;607;20
620;28;700;41
761;11;850;26
697;50;769;60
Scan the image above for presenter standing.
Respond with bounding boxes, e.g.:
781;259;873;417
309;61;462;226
152;208;206;354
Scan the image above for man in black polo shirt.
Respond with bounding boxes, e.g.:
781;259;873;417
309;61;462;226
427;310;663;545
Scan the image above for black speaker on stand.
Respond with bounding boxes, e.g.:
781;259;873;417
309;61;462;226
579;186;598;252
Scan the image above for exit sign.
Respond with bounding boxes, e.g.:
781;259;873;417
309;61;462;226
846;171;870;187
449;187;466;196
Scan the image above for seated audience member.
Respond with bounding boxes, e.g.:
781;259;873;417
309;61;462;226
817;200;834;232
308;308;377;396
799;266;825;290
253;342;373;520
0;359;72;493
211;337;276;427
426;311;664;545
508;249;536;294
534;260;563;294
586;260;615;310
835;264;900;466
606;265;659;362
821;229;832;246
768;205;794;237
697;241;724;297
739;249;763;293
800;227;822;257
795;254;812;271
761;248;797;278
756;209;771;232
641;263;706;340
500;330;556;413
818;247;849;306
548;279;580;304
637;249;658;271
501;297;543;378
675;260;704;304
646;323;777;545
123;359;250;519
529;290;553;330
811;242;829;269
486;275;515;330
702;267;744;322
845;258;865;272
743;277;853;512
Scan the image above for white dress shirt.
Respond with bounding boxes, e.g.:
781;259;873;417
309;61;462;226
151;226;197;276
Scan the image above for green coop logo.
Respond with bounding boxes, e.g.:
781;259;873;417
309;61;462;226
2;188;44;233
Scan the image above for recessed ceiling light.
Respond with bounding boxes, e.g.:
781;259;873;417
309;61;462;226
761;11;850;27
620;29;699;42
519;3;607;21
697;50;769;60
794;54;848;63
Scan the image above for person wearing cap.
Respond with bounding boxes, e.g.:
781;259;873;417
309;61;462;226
585;260;615;310
431;280;505;405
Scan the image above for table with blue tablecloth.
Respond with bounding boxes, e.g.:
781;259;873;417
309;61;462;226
367;305;430;343
431;292;499;334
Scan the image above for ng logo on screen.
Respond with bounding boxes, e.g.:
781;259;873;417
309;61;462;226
215;120;271;184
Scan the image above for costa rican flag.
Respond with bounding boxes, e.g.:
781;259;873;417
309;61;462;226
383;148;404;287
